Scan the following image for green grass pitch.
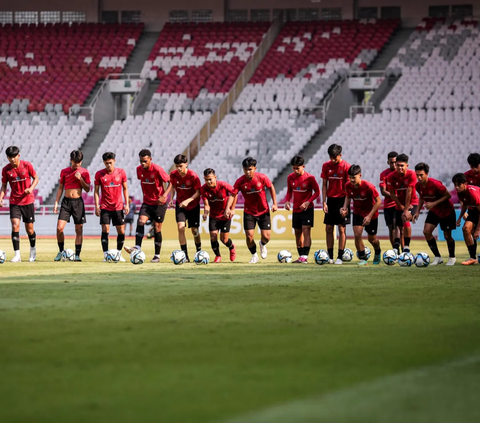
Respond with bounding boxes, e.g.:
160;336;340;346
1;238;480;423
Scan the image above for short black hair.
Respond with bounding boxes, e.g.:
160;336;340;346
139;149;151;158
348;164;361;176
102;152;115;161
5;146;19;158
204;168;215;176
387;151;398;160
452;173;467;185
174;154;188;165
414;162;429;173
467;153;480;168
70;150;83;163
242;157;257;168
290;155;305;166
396;153;409;163
327;144;342;158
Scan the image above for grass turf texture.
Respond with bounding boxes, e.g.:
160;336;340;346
0;238;480;423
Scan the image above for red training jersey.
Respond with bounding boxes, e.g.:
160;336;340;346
137;163;170;206
379;168;396;209
233;173;271;216
385;169;419;210
1;160;36;206
60;166;91;190
415;178;454;219
284;171;320;213
458;185;480;210
170;169;201;211
465;169;480;187
321;160;350;198
200;180;234;221
95;168;127;211
345;180;380;219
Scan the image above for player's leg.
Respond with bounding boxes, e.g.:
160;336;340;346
72;224;83;261
210;229;221;262
337;224;347;264
393;209;404;253
56;219;68;261
188;205;202;252
301;225;312;263
353;224;367;265
244;213;258;263
175;204;191;261
111;210;126;261
125;204;149;253
149;203;167;263
24;217;36;263
365;218;381;264
423;212;442;264
9;213;21;262
293;228;304;262
384;207;395;248
101;223;111;256
258;212;271;259
71;198;86;261
462;218;477;265
218;219;235;261
441;210;457;265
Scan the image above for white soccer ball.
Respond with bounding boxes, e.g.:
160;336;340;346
170;249;187;265
0;250;6;264
356;246;371;260
277;250;293;263
342;248;353;262
130;249;146;265
398;252;414;267
105;249;121;263
194;250;210;265
61;249;75;261
314;249;329;265
414;252;430;268
383;249;398;266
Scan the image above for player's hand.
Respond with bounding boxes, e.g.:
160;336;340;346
158;195;166;205
124;205;130;216
203;212;208;222
271;204;278;213
402;210;412;222
0;199;3;207
285;201;291;211
24;188;33;195
339;207;347;217
424;202;433;210
74;171;82;180
53;203;58;214
168;199;175;208
456;219;461;227
300;201;310;211
323;202;328;214
224;208;233;219
463;212;468;220
95;207;100;217
412;213;419;223
179;199;191;208
474;228;480;240
363;215;371;226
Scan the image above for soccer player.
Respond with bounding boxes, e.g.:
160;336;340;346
53;150;91;261
379;151;400;247
229;157;277;264
284;155;320;263
200;168;237;263
465;153;480;187
94;152;129;262
321;144;350;264
169;154;202;262
452;173;480;265
0;146;39;262
124;149;170;263
413;163;456;266
384;153;419;253
340;165;382;265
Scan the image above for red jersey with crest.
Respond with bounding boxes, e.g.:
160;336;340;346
345;180;380;219
285;171;320;213
385;169;419;210
200;180;234;221
465;170;480;187
60;166;91;190
379;168;396;209
170;169;201;211
233;173;271;216
1;161;36;205
415;178;454;218
137;163;170;206
95;168;127;211
321;160;350;198
458;185;480;210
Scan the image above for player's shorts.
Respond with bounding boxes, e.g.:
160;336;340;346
324;197;350;226
100;209;125;226
395;205;419;228
209;217;232;233
292;207;314;229
58;197;86;225
175;203;200;228
425;209;457;232
10;203;35;223
384;206;396;227
352;213;378;235
244;211;271;231
139;202;167;223
125;216;134;224
466;207;479;229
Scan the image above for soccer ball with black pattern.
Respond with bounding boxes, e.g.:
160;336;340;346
314;249;329;265
383;249;398;266
356;246;371;260
398;252;414;267
130;249;146;265
277;250;293;263
194;250;210;265
105;249;121;263
61;249;75;261
414;252;430;267
342;248;353;262
171;249;187;265
0;250;6;264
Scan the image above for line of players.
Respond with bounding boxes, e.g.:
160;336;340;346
1;144;479;265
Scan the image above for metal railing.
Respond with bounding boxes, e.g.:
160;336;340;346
350;105;375;119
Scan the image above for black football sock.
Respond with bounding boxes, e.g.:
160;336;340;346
374;248;381;256
211;241;220;256
248;244;257;255
135;224;145;247
328;248;334;260
297;247;302;256
154;231;162;255
225;239;234;249
195;242;202;252
447;240;456;258
28;232;36;248
427;238;441;257
403;237;411;250
58;242;65;252
75;244;82;256
393;238;400;251
338;249;344;260
101;232;109;252
358;249;366;259
181;244;189;260
467;244;477;259
304;246;311;257
117;233;125;251
12;231;20;251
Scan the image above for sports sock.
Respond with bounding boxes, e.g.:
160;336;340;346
447;240;455;258
117;233;125;251
404;237;411;249
135;224;145;248
358;250;366;259
154;231;162;255
195;242;202;252
337;249;344;260
327;248;334;260
225;239;234;249
467;244;477;259
28;232;36;247
181;244;189;260
427;238;441;257
58;242;65;252
297;247;303;256
248;244;257;255
304;246;311;257
12;231;20;251
211;240;220;256
393;238;400;251
374;248;381;256
101;232;109;252
75;244;82;256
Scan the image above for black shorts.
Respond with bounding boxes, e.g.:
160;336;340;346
100;209;125;226
352;213;378;235
466;208;479;229
10;203;35;223
395;205;419;228
125;217;134;224
324;197;350;226
292;207;314;229
425;209;457;232
209;217;232;233
244;211;271;231
139;202;167;223
58;197;86;225
175;203;200;228
384;206;396;227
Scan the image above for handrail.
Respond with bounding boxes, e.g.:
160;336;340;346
349;69;386;78
350;104;375;119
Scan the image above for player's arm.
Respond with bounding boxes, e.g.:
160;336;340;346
94;184;101;217
340;195;350;217
269;184;278;212
456;202;467;227
203;197;210;221
474;205;480;239
122;181;129;215
303;177;320;211
225;194;236;219
387;186;402;210
179;189;200;208
161;181;171;205
322;178;328;213
413;194;424;223
364;195;381;226
25;173;39;195
53;182;65;213
75;171;90;192
425;190;450;210
0;182;7;207
168;185;176;207
379;181;392;199
284;179;292;211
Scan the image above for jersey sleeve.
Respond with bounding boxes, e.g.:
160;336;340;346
159;167;170;183
136;166;142;180
223;182;234;196
371;184;380;198
120;169;127;184
435;180;447;195
94;171;101;186
320;162;328;179
284;175;293;202
27;162;37;178
406;172;417;187
200;185;206;199
83;170;91;185
262;174;272;189
232;178;241;195
1;167;7;184
193;175;201;190
59;169;66;184
379;171;386;188
307;175;320;203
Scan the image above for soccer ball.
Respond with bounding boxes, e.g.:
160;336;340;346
277;250;293;263
61;249;75;261
170;249;187;265
130;249;146;265
105;249;121;263
414;252;430;267
383;249;398;266
356;246;371;260
342;248;353;262
478;252;480;264
398;252;414;267
314;249;329;265
0;250;6;264
194;250;210;265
